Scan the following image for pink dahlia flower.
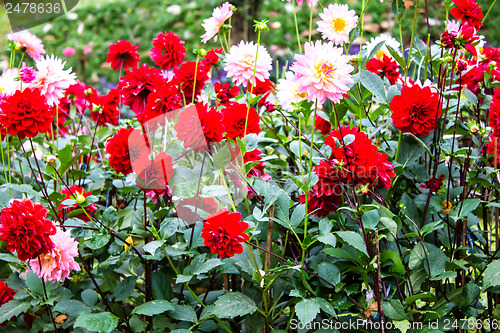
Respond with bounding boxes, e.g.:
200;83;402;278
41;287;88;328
7;30;46;61
224;41;273;86
290;40;354;104
28;54;77;106
29;228;80;283
317;4;358;45
62;47;76;57
201;2;234;43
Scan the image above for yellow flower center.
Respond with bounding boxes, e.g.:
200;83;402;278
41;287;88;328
332;18;346;32
75;193;86;205
316;62;336;79
375;50;386;60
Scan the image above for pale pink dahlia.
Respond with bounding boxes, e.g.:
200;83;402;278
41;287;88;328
7;30;46;61
224;41;273;86
29;228;80;283
276;71;307;112
201;2;234;43
290;41;354;104
28;54;77;106
317;4;358;45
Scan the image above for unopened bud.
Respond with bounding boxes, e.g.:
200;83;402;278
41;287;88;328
75;193;86;205
46;155;57;164
470;124;480;133
85;88;93;96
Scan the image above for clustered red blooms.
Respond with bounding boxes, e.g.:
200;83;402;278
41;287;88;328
90;88;120;126
135;152;174;191
201;209;249;258
58;185;97;222
420;174;446;193
489;97;500;138
315;115;332;135
118;63;160;115
138;77;182;124
174;103;225;151
105;127;135;175
0;198;56;262
390;84;442;136
214;82;239;104
244;149;266;177
440;22;479;54
173;61;210;102
300;126;395;217
0;88;53;140
366;55;401;85
221;102;261;140
150;31;186;70
450;0;483;31
106;40;140;71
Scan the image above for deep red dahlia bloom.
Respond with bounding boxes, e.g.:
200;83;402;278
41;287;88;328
137;77;182;124
366;55;401;85
490;100;500;138
173;61;210;102
0;198;56;262
374;152;397;190
106;40;140;71
198;103;225;145
118;63;160;115
150;31;186;70
106;128;136;175
315;116;332;135
0;88;53;140
221;101;260;140
450;0;484;31
59;81;88;114
91;88;120;126
202;48;223;67
176;197;218;225
299;184;342;217
202;209;249;258
58;185;97;222
247;78;275;103
214;82;239;104
481;47;500;66
136;152;174;191
420;174;446;193
390;84;442;136
486;134;500;167
244;149;266;177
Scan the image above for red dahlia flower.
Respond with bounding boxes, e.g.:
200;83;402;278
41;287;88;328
244;149;266;177
136;152;174;191
0;198;56;262
106;40;140;71
299;183;342;217
0;280;15;326
366;55;401;85
176;197;218;225
91;88;120;126
450;0;484;31
221;101;260;140
420;174;446;193
0;88;53;140
105;128;136;175
315;116;332;135
137;77;182;124
390;84;442;136
202;209;249;258
486;134;500;167
202;48;223;67
118;63;160;115
58;185;97;222
173;61;210;102
59;81;88;114
198;103;225;145
150;31;186;70
490;99;500;137
214;82;239;104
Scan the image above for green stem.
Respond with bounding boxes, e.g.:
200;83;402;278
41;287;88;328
293;0;302;53
244;29;262;142
483;0;497;22
405;0;420;83
394;130;403;163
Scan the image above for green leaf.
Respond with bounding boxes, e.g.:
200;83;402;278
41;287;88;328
391;0;406;19
290;204;305;229
381;250;406;275
213;145;231;171
316;262;341;287
210;292;257;319
383;299;406;321
0;300;31;323
362;209;379;230
323;248;359;263
81;289;99;307
192;258;223;276
53;300;89;317
74;312;119;333
425;242;448;278
336;231;368;257
483;260;500;290
87;234;111;250
454;199;481;219
132;300;175;316
168;304;197;323
25;271;46;295
102;206;118;227
151;271;172;300
0;183;40;198
360;69;387;103
386;45;405;69
314;298;336;317
143;240;165;256
295;299;320;325
113;277;137;302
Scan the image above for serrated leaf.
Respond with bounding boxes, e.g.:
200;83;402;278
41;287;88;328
383;299;406;321
143;240;165;256
336;231;368;257
132;300;174;316
483;260;500;290
210;292;257;319
74;312;119;333
295;299;320;325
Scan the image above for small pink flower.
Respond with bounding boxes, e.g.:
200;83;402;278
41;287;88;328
19;65;36;84
83;45;92;55
201;2;234;43
62;47;75;57
29;228;80;283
